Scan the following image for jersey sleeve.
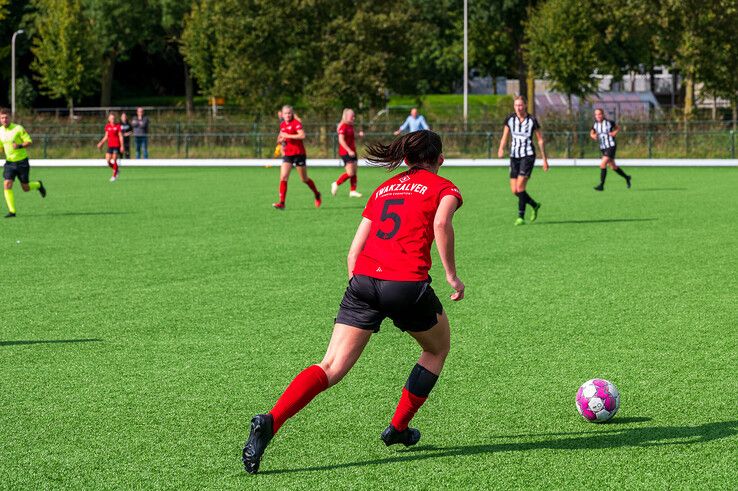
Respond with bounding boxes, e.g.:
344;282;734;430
610;119;617;128
531;116;540;131
361;193;376;220
502;114;512;129
18;126;32;144
337;124;345;135
438;182;463;210
294;121;303;131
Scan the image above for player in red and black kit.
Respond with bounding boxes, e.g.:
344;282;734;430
331;108;364;198
243;130;465;474
96;113;124;182
273;105;321;209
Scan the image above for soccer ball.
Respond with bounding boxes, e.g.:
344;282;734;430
576;379;620;423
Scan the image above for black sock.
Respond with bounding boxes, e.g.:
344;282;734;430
600;168;607;184
614;167;628;179
405;363;439;397
521;190;538;208
515;192;526;217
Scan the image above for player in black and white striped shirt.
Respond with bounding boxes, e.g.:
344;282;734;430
590;108;631;191
498;96;549;226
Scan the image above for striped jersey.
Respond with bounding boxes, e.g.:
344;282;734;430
592;119;616;149
503;113;540;158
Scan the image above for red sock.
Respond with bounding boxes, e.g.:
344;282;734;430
112;162;119;176
350;175;357;191
336;173;350;185
279;180;288;204
107;160;113;169
270;364;329;433
305;178;319;197
390;387;427;431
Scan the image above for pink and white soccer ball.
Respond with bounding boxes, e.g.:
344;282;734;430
576;379;620;423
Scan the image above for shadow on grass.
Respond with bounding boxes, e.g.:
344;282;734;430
49;211;134;217
0;338;102;347
538;218;657;225
258;420;737;476
635;188;688;192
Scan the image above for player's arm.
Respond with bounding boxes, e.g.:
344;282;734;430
497;125;510;158
280;129;306;140
97;133;108;149
14;128;32;149
534;129;549;171
338;133;355;156
347;217;372;279
118;130;125;152
610;123;620;137
590;128;598;140
434;195;464;301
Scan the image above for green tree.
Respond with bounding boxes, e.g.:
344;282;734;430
31;0;99;118
157;0;196;115
470;0;512;94
525;0;600;113
0;0;9;21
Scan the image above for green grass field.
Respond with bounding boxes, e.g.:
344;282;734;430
1;165;736;489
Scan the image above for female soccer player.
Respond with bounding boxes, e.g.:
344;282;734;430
331;108;364;198
590;108;631;191
243;130;465;474
273;105;321;209
96;113;124;181
498;96;549;226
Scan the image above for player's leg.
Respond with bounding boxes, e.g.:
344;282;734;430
243;323;372;474
346;161;361;197
3;175;16;217
332;157;350;195
111;150;120;180
273;161;292;209
17;161;43;197
595;155;608;191
608;155;631;188
383;312;450;446
296;163;321;208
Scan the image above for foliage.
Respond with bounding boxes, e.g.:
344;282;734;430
30;0;99;112
9;76;36;108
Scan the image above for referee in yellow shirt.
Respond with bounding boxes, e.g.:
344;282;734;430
0;108;46;218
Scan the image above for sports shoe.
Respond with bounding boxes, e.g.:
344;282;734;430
381;424;421;447
272;202;285;210
331;182;339;196
530;202;541;223
39;181;47;198
514;217;525;226
242;414;274;474
4;212;16;218
349;190;363;198
626;175;632;189
110;176;118;182
594;184;604;191
314;193;322;208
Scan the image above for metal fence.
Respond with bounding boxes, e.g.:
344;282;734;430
27;130;737;160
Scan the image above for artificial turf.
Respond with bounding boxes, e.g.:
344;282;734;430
1;165;736;489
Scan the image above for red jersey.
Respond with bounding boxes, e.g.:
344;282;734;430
353;168;463;281
105;123;122;148
337;123;355;155
280;119;305;156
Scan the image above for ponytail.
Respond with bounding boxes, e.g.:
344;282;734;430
365;130;442;171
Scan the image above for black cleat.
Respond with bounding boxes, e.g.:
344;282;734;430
4;212;16;218
625;175;632;189
381;424;421;447
594;184;604;191
39;181;46;198
242;414;274;474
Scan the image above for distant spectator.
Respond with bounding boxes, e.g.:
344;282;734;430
119;112;132;160
394;107;429;135
131;107;149;159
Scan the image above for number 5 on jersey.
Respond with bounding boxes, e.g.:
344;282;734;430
376;199;404;240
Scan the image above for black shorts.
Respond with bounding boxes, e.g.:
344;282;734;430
3;159;30;183
336;274;443;333
283;154;307;167
107;147;120;155
510;156;536;178
600;146;616;159
341;154;357;165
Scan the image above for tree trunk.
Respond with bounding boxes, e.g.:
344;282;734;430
526;69;535;115
733;99;737;131
100;54;116;107
567;94;572;116
184;63;194;117
517;47;527;98
649;65;656;93
684;69;694;122
68;97;74;120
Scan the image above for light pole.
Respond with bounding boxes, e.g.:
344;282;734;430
11;29;25;117
463;0;468;129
